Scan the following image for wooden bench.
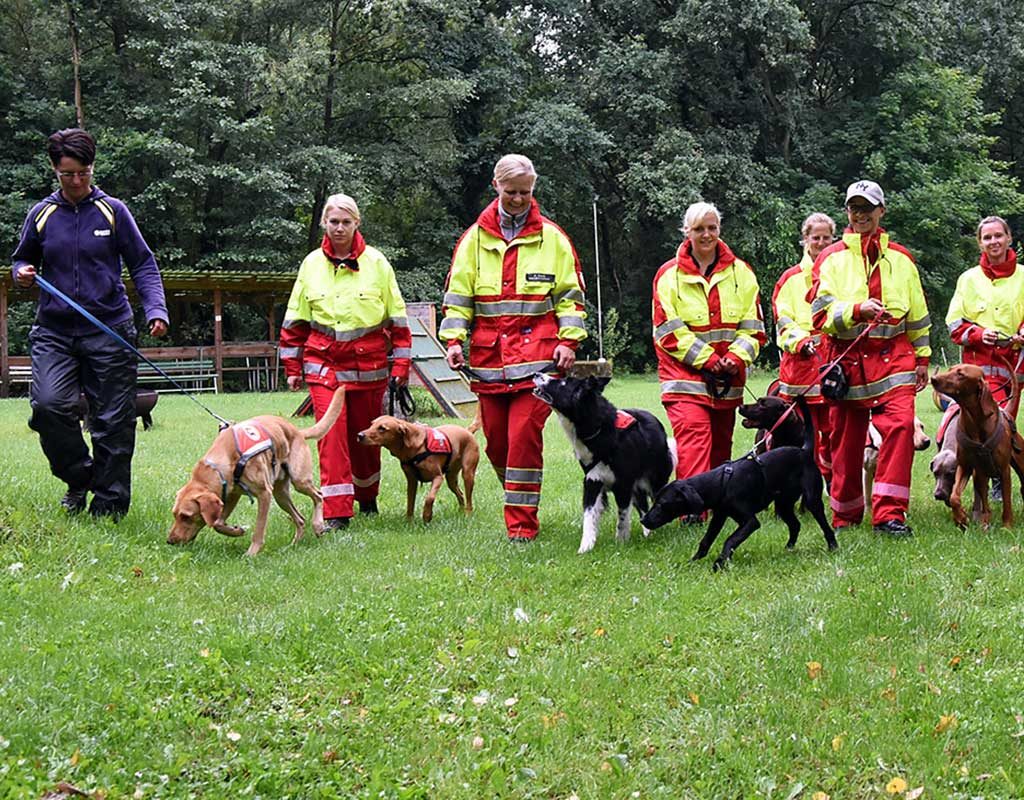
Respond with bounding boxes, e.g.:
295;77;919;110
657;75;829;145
137;358;218;393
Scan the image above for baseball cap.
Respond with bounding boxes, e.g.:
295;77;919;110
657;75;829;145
845;180;885;207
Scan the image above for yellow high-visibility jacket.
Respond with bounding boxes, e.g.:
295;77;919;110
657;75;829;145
439;199;586;393
946;250;1024;382
279;233;411;389
810;228;930;406
652;239;765;406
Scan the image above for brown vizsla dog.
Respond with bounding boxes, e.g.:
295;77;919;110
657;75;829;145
356;415;478;521
930;364;1024;528
168;387;345;555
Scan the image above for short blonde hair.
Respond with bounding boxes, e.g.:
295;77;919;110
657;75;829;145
321;193;361;226
493;154;537;186
977;215;1011;239
801;212;836;240
682;202;721;235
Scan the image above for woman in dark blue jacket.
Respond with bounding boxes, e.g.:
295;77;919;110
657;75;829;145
11;128;169;519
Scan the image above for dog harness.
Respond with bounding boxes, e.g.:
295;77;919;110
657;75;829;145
955;407;1018;477
402;426;453;473
937;403;960;447
202;420;278;503
615;410;637;430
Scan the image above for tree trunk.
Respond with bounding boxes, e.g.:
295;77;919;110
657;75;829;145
67;0;84;127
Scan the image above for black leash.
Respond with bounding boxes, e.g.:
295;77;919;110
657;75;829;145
388;376;417;417
34;275;232;429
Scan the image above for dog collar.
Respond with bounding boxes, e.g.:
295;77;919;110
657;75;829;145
202;459;231;504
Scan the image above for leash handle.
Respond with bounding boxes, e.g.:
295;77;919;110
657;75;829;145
33;274;232;429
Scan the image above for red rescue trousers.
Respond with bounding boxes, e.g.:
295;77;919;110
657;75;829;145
829;389;915;526
478;390;551;540
309;384;385;519
807;403;833;485
664;400;736;480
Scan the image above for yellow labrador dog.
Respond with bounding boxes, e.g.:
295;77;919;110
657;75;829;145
168;388;345;555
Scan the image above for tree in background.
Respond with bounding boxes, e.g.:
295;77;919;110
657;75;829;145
1;0;1020;368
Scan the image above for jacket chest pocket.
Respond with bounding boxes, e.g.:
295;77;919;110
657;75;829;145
520;271;556;295
306;289;330;316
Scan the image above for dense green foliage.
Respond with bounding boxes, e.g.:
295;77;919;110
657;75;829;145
3;1;1024;367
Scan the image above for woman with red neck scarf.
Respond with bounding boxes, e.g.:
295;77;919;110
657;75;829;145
280;193;412;529
440;154;587;542
946;216;1024;407
652;201;766;512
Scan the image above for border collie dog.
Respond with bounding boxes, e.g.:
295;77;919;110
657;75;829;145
532;374;676;553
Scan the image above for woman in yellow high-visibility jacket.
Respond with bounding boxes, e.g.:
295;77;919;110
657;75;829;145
772;212;836;482
440;154;587;542
946;215;1024;407
652;202;765;512
280;194;412;529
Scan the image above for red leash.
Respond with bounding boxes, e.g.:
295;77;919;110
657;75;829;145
749;315;889;454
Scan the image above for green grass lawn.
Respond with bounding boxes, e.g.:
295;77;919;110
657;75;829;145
1;373;1023;799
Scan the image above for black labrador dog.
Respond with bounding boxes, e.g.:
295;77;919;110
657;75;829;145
738;394;804;452
642;397;837;570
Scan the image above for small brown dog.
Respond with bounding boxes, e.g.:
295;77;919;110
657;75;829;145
357;415;478;521
168;388;345;555
930;363;1024;528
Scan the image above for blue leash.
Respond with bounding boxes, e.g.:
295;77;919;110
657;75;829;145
33;274;232;429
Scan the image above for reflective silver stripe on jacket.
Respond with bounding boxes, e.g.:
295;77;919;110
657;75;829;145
737;319;765;332
322;483;355;497
906;314;930;332
732;337;756;359
554;288;585;305
844;371;916;400
468;361;557;382
655;319;685;339
777;381;822;398
811;295;833;315
683;340;708;365
389;315;409;327
443;292;474;309
391;347;412;359
439;317;469;333
557;315;585;329
475;298;554;316
310;320;387;341
279;346;302;359
281;315;307;330
660;380;743;400
334;368;389;383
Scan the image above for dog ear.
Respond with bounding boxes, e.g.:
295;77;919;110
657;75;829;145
196;492;223;528
587;375;611;391
680;483;705;513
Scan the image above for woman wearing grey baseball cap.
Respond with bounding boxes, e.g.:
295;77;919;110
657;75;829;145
807;180;931;537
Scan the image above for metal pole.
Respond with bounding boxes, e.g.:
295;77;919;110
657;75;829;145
592;195;604;360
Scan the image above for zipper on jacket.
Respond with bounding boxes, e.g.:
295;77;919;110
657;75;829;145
73;204;80;302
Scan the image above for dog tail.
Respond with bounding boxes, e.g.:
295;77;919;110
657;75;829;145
796;396;815;452
302;387;346;440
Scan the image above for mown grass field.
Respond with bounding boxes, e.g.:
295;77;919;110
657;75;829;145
1;373;1023;799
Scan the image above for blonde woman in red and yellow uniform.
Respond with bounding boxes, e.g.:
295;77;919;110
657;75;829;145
946;216;1024;407
280;194;412;529
771;212;836;482
441;154;586;542
652;202;766;497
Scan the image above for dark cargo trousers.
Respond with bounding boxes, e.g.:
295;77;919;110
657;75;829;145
28;322;138;516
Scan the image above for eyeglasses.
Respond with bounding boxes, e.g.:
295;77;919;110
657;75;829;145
846;203;878;215
55;168;93;180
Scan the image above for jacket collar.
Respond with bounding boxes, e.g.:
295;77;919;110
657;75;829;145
980;248;1017;280
321;229;366;269
675;239;737;277
476;198;544;241
48;187;106;208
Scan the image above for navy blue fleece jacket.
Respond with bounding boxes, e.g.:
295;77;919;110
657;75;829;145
11;188;168;335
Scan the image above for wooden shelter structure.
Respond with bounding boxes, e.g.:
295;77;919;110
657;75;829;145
0;269;296;397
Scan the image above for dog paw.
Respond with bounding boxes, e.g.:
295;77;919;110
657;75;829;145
641;526;651;538
577;542;595;555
